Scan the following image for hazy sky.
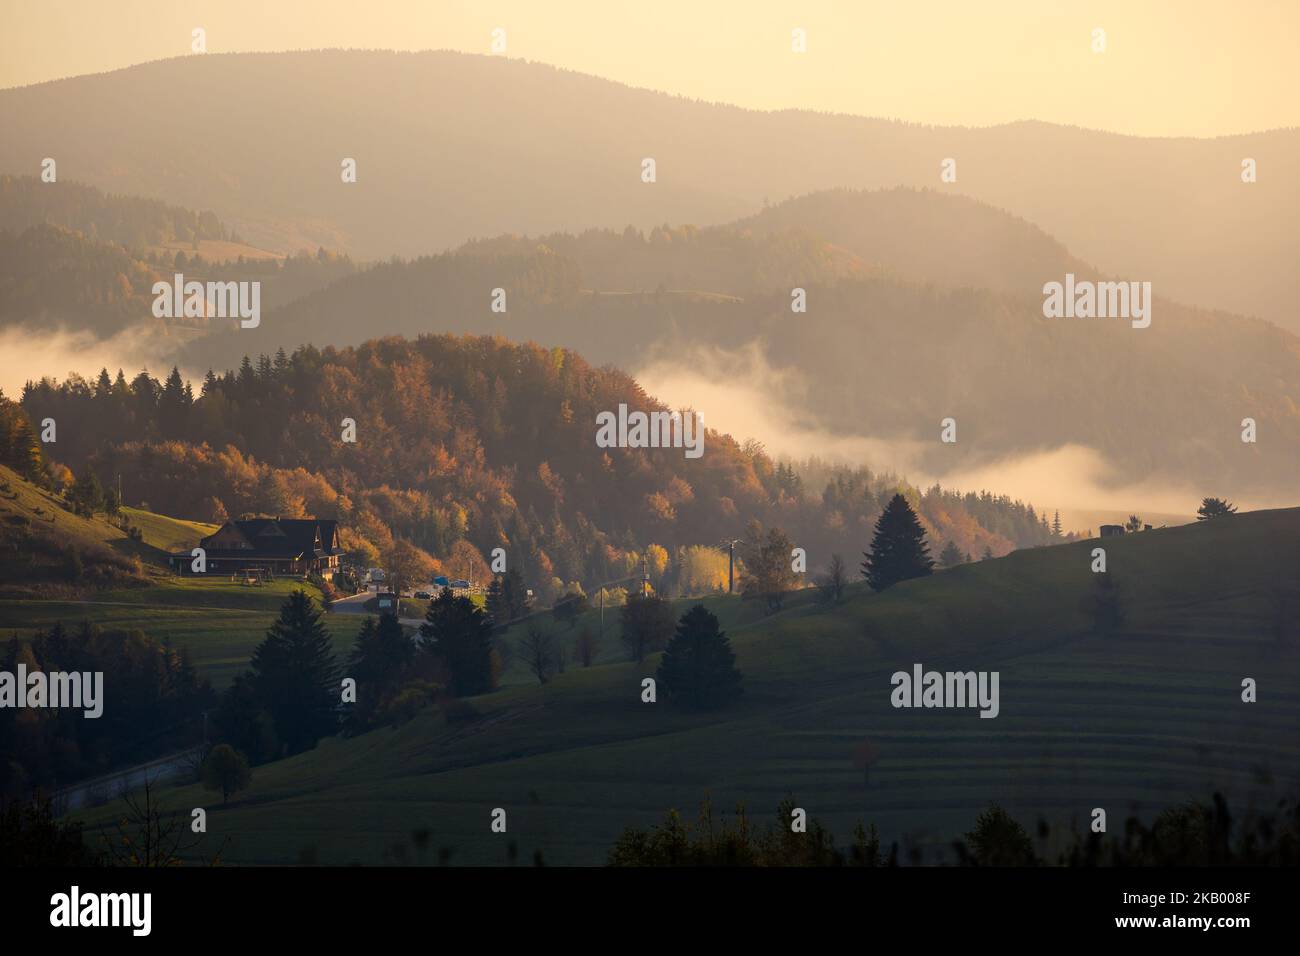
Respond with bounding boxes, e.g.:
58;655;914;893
3;0;1295;137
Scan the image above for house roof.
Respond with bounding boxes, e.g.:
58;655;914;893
199;517;343;560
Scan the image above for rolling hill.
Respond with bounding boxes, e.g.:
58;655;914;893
1;50;1295;331
73;506;1300;864
176;189;1300;503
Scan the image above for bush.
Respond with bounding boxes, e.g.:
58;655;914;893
200;744;252;803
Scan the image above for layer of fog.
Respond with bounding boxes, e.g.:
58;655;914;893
0;324;196;397
635;343;1242;526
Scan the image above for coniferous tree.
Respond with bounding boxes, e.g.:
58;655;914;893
0;397;43;480
69;465;104;516
862;494;934;591
211;673;279;765
486;567;529;627
938;540;964;568
249;590;339;755
420;588;495;697
1197;497;1238;520
1051;510;1063;537
346;614;414;729
656;604;743;710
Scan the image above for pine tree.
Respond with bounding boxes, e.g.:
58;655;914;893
420;589;495;697
862;494;934;591
656;604;743;710
938;540;964;568
486;567;528;627
349;614;413;695
70;465;104;516
249;590;339;755
1197;497;1237;520
346;614;414;730
1052;510;1063;537
158;366;188;438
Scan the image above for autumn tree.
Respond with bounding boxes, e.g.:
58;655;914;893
200;744;252;803
739;523;799;612
385;539;436;595
816;553;848;603
574;626;599;667
519;624;558;684
445;539;491;584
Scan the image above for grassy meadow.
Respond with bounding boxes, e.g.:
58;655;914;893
71;507;1300;865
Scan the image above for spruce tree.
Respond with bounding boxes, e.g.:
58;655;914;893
249;590;339;755
420;588;495;696
656;604;743;710
862;494;934;591
938;540;964;568
486;567;529;628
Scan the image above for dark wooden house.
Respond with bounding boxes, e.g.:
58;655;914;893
170;517;343;579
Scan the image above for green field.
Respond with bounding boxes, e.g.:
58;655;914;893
119;506;218;553
0;577;356;689
0;468;361;687
0;466;215;564
72;507;1300;865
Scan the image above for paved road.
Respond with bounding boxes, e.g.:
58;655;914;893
54;746;203;812
329;592;424;628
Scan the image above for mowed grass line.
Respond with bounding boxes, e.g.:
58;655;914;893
0;579;361;689
73;508;1300;864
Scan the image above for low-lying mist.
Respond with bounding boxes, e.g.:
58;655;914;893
635;343;1284;525
0;323;196;396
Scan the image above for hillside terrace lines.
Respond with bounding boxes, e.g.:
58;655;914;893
0;598;270;614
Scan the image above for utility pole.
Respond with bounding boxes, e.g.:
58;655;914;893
724;538;743;594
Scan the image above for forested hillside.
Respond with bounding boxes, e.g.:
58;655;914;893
2;51;1294;330
180;193;1300;500
0;173;227;250
0;225;357;338
19;336;1059;604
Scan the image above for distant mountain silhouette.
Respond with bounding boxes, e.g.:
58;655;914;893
156;186;1300;501
1;50;1295;330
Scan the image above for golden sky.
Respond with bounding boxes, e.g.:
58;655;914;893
3;0;1295;137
